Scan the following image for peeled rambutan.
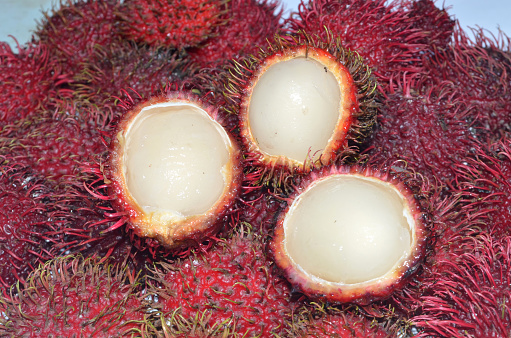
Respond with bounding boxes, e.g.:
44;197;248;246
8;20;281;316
187;0;283;68
147;227;297;337
285;0;455;92
270;164;429;305
0;41;72;125
0;162;58;287
95;89;243;250
0;255;149;337
117;0;225;49
225;35;378;190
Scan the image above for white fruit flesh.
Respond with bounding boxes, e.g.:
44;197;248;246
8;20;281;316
123;102;231;219
284;175;413;284
249;57;341;162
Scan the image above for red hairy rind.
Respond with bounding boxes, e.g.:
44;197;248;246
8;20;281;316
34;0;121;75
418;27;511;140
118;0;225;49
0;162;60;287
187;0;284;68
147;226;299;337
224;34;379;192
0;41;72;125
387;138;511;337
0;255;149;337
71;40;197;121
0;104;109;187
285;0;455;93
287;304;395;337
270;163;430;305
366;86;476;187
403;231;511;337
449;139;511;237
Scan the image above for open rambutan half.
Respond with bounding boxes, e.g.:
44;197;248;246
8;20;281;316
105;90;243;249
227;36;378;189
270;165;428;305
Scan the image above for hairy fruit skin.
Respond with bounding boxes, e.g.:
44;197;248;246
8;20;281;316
148;230;298;337
187;0;283;68
285;0;455;93
0;42;71;125
118;0;224;49
35;0;121;76
0;163;59;287
0;255;148;337
105;91;243;249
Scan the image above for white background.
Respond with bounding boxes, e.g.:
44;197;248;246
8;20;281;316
1;0;510;48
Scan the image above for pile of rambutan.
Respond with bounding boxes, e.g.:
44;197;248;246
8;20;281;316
1;0;510;337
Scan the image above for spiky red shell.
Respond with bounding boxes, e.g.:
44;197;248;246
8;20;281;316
419;29;511;140
105;91;243;249
285;0;454;92
0;42;71;125
288;306;392;337
148;231;297;337
118;0;223;49
187;0;283;68
35;0;120;74
366;90;473;186
0;164;57;287
270;164;429;305
71;40;196;119
0;107;108;186
0;255;148;337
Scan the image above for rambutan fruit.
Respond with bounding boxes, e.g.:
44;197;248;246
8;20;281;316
0;255;149;337
117;0;225;49
270;164;429;305
0;162;58;287
408;232;511;337
419;28;511;140
285;0;455;92
71;40;196;120
0;41;72;125
187;0;284;68
100;89;243;250
34;0;121;75
286;304;395;337
448;138;511;237
147;226;297;337
0;104;108;187
366;85;474;187
225;35;378;189
382;138;511;337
